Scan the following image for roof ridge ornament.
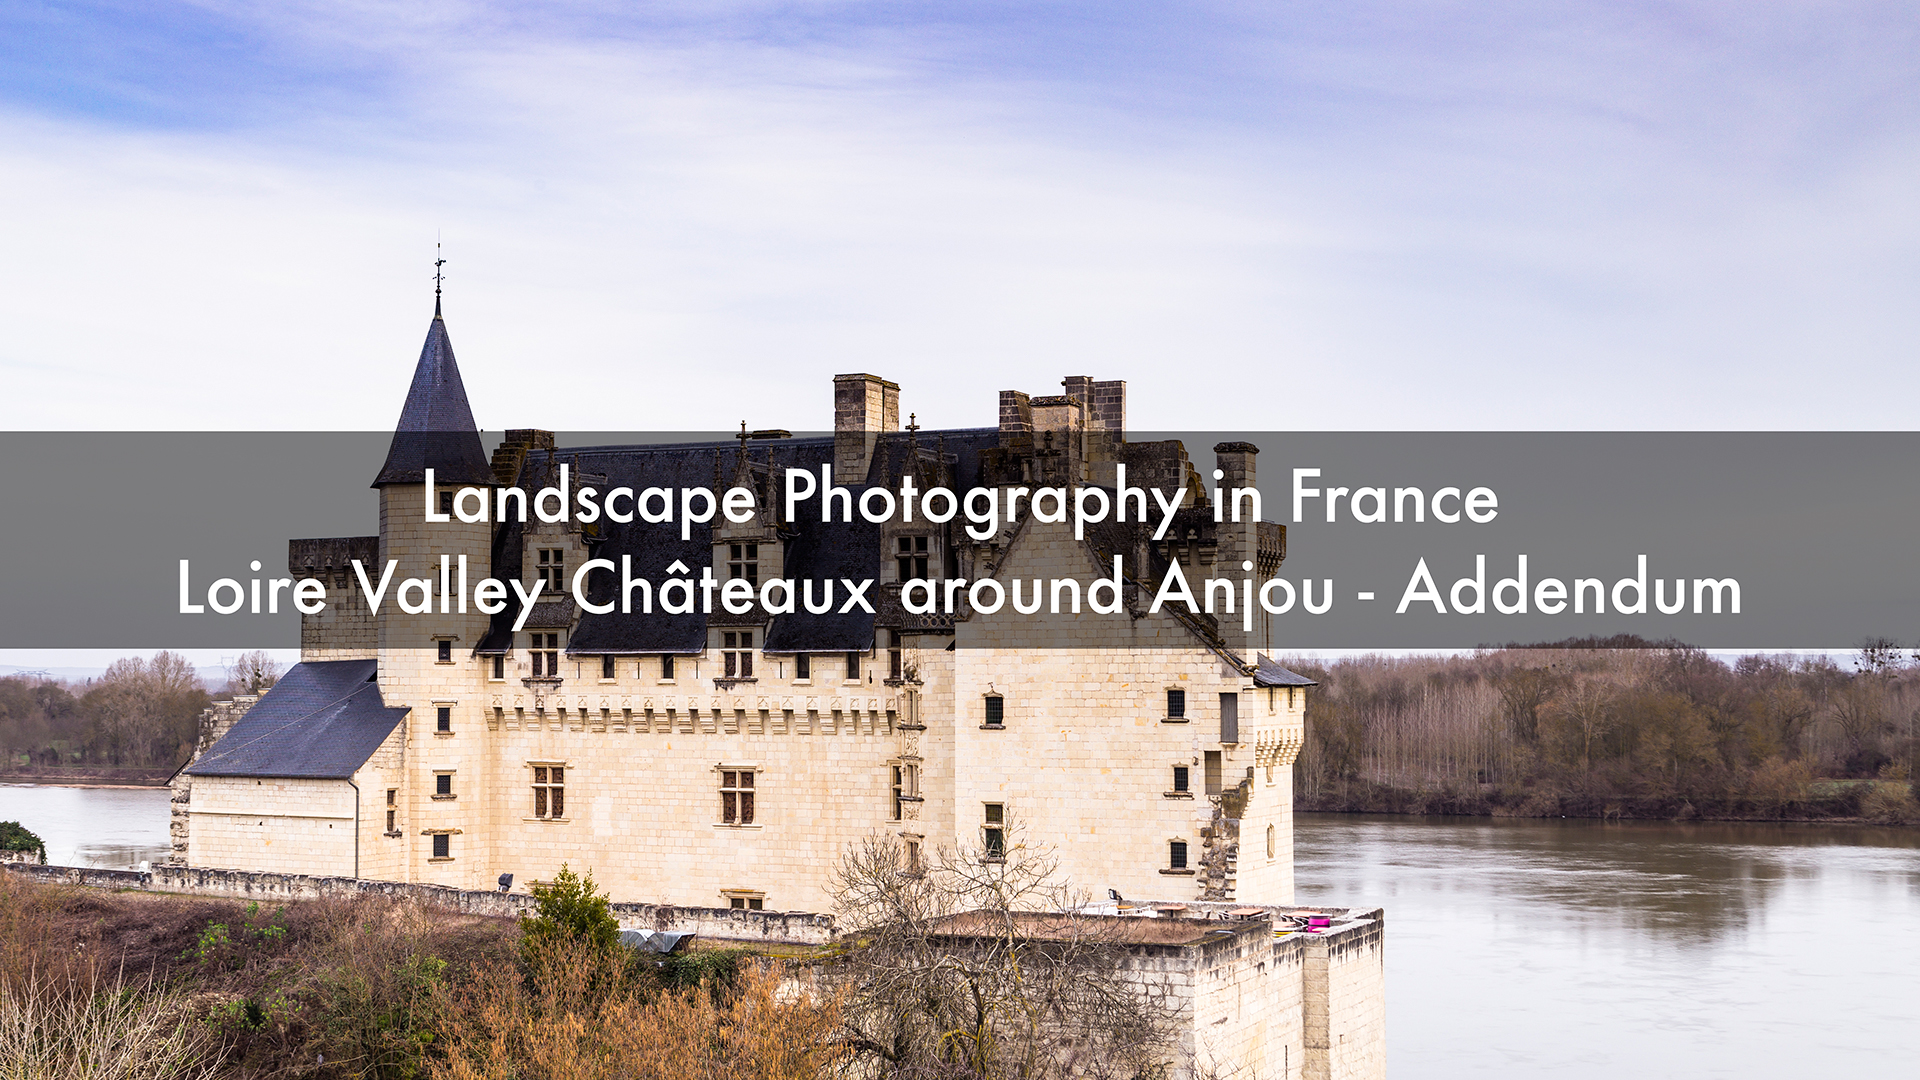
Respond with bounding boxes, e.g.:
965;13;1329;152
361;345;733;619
433;240;446;319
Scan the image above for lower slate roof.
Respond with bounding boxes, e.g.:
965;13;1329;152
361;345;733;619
184;660;409;779
1253;656;1318;688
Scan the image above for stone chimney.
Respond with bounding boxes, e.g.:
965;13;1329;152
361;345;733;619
834;373;900;483
1213;440;1260;572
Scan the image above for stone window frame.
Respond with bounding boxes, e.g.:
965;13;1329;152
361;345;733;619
794;653;811;683
528;761;568;822
894;534;930;582
1163;686;1188;723
900;832;926;876
981;803;1006;861
722;631;756;679
888;760;922;821
422;827;461;862
535;547;566;593
726;543;760;587
384;788;400;836
716;762;762;828
432;769;456;800
723;889;766;910
527;631;563;678
434;637;455;665
489;655;506;682
1165;764;1194;799
981;692;1005;730
433;700;456;736
600;655;617;682
1161;837;1195;875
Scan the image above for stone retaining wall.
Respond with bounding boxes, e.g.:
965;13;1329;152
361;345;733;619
3;863;836;946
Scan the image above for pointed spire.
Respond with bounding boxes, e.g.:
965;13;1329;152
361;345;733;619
372;287;493;487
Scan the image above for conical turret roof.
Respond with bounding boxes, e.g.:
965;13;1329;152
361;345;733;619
372;308;494;487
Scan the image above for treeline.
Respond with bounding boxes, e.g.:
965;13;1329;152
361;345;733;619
0;652;278;772
1287;638;1920;824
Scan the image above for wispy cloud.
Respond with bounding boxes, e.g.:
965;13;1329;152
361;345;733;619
1;1;1914;430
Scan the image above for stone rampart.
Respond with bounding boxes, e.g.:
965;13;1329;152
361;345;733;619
3;863;836;946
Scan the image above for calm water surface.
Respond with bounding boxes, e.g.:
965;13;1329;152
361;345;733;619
4;788;1916;1074
1296;813;1920;1077
0;783;172;869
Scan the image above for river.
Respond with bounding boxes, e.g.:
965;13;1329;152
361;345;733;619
3;786;1916;1074
1296;813;1920;1077
0;783;173;869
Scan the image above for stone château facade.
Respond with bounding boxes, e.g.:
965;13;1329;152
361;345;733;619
175;301;1384;1077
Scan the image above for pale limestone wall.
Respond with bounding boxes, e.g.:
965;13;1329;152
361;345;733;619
355;723;410;884
187;776;358;876
1237;684;1307;904
419;681;910;906
947;520;1285;905
1189;931;1307;1079
1324;918;1387;1080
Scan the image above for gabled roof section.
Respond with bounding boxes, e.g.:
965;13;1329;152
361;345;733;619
1253;656;1317;688
184;660;409;779
373;311;494;487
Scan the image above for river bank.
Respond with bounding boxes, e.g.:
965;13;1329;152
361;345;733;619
0;765;174;787
1296;778;1920;824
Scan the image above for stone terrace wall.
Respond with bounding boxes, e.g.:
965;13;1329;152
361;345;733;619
4;863;835;946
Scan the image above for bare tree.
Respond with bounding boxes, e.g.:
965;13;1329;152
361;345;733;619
222;651;282;698
829;823;1176;1079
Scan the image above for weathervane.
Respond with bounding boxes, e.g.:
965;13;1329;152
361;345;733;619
434;240;446;316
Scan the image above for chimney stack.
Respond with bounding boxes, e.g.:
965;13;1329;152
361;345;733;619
834;373;900;482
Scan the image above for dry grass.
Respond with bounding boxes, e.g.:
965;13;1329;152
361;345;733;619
0;966;220;1080
436;937;845;1080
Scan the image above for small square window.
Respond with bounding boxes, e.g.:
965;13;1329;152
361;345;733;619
437;640;452;664
602;655;616;680
432;833;450;859
796;653;811;680
1172;766;1189;793
728;896;765;910
661;655;675;680
983;695;1004;727
845;652;860;680
435;773;452;796
436;706;451;733
490;655;504;679
1169;840;1188;870
1166;688;1186;719
439;490;454;516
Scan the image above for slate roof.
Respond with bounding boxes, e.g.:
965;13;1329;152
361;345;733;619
524;433;1003;656
185;660;409;779
1252;656;1317;688
373;311;494;487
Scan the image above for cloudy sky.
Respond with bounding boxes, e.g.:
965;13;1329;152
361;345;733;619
2;1;1914;436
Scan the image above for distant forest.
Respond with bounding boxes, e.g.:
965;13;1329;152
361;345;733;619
1288;638;1920;823
0;652;278;772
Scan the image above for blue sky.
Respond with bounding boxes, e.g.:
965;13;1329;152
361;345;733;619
1;1;1916;432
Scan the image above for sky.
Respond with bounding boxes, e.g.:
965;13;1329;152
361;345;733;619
1;0;1915;435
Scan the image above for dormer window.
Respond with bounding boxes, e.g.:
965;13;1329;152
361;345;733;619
536;548;565;592
728;544;759;586
895;536;929;581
